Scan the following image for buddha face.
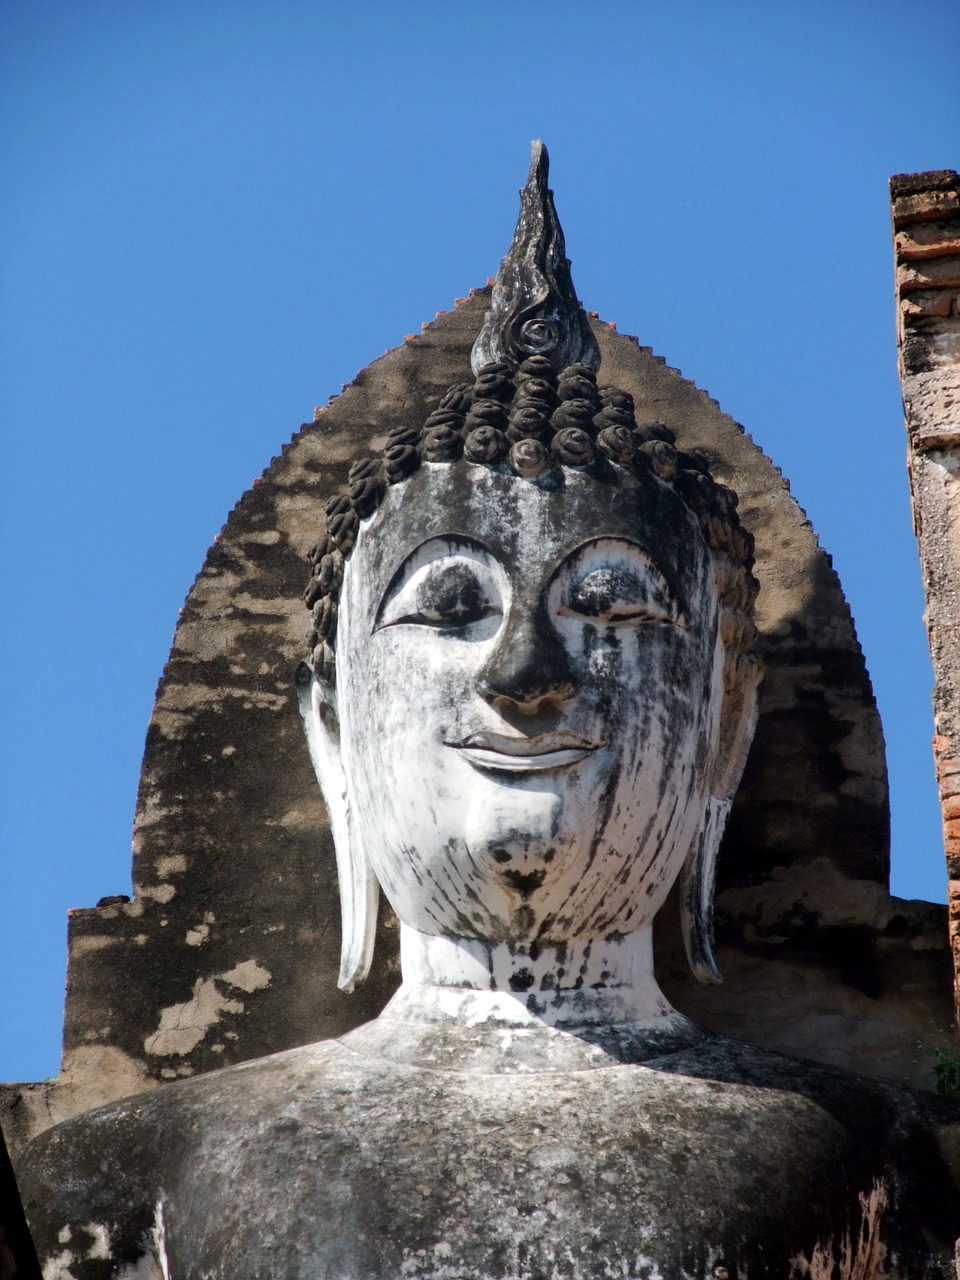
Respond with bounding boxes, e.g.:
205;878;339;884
323;463;721;952
331;462;723;945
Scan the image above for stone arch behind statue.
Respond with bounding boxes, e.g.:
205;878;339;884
1;290;952;1153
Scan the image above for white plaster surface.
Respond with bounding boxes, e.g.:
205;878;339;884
219;959;271;993
143;960;271;1057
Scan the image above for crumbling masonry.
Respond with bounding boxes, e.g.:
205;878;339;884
892;169;960;1014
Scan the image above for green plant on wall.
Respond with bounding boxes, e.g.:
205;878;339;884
932;1048;960;1099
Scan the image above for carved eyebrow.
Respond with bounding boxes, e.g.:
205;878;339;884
374;534;499;625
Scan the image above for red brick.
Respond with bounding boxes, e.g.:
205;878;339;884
895;226;960;261
893;188;960;228
901;291;955;322
897;257;960;292
891;170;959;198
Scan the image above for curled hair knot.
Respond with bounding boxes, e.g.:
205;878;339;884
423;424;465;463
509;438;551;478
464;425;508;464
552;426;595;467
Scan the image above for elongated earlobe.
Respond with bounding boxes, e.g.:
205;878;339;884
679;797;729;985
295;663;379;991
681;653;763;984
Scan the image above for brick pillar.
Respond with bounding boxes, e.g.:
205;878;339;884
891;169;960;1014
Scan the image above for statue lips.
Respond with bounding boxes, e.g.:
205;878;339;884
447;730;605;774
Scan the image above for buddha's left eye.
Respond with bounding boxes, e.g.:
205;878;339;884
377;547;502;632
558;542;682;627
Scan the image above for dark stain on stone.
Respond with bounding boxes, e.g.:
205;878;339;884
512;905;536;937
501;869;547;899
817;925;885;1000
508;968;535;992
884;915;909;938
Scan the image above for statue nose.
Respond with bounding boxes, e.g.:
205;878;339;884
476;607;576;713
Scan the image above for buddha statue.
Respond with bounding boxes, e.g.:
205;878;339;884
20;144;960;1278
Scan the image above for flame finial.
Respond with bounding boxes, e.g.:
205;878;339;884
471;141;600;376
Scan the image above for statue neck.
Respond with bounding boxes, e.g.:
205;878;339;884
340;924;710;1072
390;924;678;1029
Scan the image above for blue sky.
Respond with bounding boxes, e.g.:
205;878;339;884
1;0;958;1083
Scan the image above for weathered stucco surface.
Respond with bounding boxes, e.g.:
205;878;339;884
892;169;960;1015
22;1028;960;1278
2;290;953;1154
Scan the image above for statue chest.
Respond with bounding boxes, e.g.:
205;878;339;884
162;1053;893;1279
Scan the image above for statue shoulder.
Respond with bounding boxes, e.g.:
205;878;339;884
652;1032;960;1135
21;1038;356;1276
20;1035;960;1278
652;1034;960;1257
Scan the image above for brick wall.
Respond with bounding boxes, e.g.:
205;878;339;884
892;169;960;1012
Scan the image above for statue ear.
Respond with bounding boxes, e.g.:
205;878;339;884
680;652;763;985
295;662;379;992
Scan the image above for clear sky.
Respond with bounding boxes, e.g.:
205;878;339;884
1;0;958;1084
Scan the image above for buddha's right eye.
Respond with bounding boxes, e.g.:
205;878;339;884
377;549;502;632
404;562;494;628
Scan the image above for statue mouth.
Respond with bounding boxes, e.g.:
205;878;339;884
447;730;604;773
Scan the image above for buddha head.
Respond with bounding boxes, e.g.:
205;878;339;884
297;144;762;995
